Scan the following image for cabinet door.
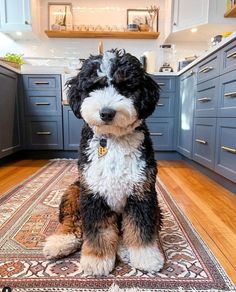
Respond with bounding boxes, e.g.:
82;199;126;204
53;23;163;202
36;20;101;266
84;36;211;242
0;67;21;158
215;118;236;183
0;0;31;31
177;69;196;158
63;106;83;150
172;0;208;32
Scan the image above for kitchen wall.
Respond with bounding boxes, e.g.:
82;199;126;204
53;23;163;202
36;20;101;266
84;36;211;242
0;0;209;72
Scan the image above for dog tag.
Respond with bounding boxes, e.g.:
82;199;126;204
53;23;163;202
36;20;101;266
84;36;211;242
98;138;108;157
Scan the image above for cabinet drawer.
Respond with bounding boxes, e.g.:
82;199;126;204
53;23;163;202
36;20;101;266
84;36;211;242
151;76;176;92
23;75;61;90
193;118;216;170
147;118;174;150
150;93;175;118
25;117;63;150
215;118;236;183
195;78;219;117
220;40;236;75
24;91;62;116
197;53;220;84
218;70;236;117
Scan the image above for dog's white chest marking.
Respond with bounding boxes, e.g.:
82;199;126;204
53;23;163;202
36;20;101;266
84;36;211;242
84;132;146;213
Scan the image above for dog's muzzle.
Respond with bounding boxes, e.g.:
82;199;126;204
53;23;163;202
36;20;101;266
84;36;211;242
100;107;116;122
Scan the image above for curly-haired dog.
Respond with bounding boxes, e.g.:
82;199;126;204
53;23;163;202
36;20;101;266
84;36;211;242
43;49;164;276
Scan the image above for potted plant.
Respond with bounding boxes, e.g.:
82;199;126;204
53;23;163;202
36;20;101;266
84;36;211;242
0;53;25;70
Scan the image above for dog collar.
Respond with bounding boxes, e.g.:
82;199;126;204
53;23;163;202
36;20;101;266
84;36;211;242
98;137;108;158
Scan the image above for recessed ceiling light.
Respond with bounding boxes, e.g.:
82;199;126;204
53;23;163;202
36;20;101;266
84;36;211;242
191;28;198;33
16;31;22;36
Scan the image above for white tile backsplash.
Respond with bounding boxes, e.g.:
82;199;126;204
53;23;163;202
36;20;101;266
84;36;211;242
0;0;209;72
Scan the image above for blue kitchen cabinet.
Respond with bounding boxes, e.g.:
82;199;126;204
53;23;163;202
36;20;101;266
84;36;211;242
218;70;236;118
193;117;216;170
148;76;177;151
0;66;22;158
22;74;63;150
220;39;236;75
0;0;32;31
63;106;84;150
215;118;236;183
177;69;196;158
195;78;219;117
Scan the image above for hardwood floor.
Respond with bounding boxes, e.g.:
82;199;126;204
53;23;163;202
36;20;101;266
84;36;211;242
0;159;235;284
158;161;236;284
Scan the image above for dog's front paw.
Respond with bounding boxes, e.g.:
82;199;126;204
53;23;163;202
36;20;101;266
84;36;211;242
43;234;81;260
80;255;115;276
129;245;164;273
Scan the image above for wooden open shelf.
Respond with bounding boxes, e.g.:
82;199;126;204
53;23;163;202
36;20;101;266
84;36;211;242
224;4;236;17
45;30;160;39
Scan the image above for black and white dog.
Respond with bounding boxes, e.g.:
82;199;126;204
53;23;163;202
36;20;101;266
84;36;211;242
43;49;164;276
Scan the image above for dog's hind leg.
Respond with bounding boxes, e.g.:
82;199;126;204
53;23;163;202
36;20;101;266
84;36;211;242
43;183;83;260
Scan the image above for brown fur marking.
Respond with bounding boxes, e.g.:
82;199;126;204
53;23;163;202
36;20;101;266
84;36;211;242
57;184;83;239
82;214;119;259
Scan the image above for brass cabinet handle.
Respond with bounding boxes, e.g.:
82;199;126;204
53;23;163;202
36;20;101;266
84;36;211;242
157;82;165;86
35;102;50;105
188;70;194;77
221;146;236;154
199;66;213;73
36;132;51;135
157;103;164;106
195;139;208;145
150;132;163;136
226;51;236;59
197;97;212;102
34;81;50;85
224;92;236;97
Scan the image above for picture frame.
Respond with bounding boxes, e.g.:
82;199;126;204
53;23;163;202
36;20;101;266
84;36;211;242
127;9;159;32
48;2;72;30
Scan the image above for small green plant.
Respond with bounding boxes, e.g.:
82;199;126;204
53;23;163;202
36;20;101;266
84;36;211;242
4;53;25;65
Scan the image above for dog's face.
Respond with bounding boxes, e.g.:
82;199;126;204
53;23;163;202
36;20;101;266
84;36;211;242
67;50;159;136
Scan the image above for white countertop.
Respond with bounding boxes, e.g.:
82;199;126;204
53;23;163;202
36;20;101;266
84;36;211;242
1;31;235;76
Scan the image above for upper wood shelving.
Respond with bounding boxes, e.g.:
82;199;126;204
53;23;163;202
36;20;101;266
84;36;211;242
45;30;160;39
224;4;236;17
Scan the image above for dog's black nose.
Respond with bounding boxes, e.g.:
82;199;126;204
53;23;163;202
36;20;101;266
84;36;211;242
100;107;116;122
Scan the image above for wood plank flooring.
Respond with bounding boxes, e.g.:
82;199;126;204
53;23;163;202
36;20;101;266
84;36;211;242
0;159;235;284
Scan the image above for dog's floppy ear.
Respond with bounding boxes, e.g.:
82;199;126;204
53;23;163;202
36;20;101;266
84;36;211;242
138;74;160;119
66;76;83;119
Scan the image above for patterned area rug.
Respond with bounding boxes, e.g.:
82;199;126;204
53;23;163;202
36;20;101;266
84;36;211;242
0;160;235;292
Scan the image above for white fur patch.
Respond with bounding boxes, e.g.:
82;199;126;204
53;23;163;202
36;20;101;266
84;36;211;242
84;131;145;213
80;86;138;136
43;234;82;260
80;254;115;276
129;244;164;273
97;51;116;81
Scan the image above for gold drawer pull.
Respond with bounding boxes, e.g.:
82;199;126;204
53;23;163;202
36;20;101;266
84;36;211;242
157;103;164;107
150;132;163;136
199;66;213;73
224;92;236;97
226;51;236;59
197;97;212;102
157;82;165;86
34;81;50;85
35;102;50;105
195;139;208;145
36;131;51;135
187;70;195;78
221;146;236;154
